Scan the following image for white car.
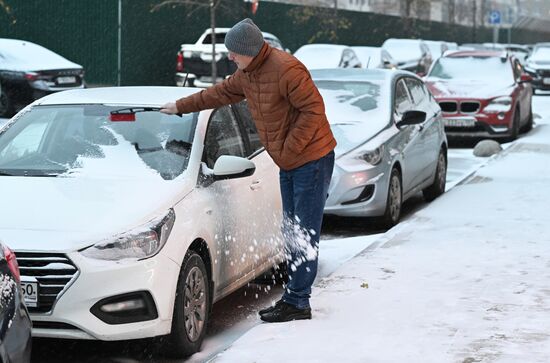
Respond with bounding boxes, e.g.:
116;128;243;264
351;46;396;69
0;87;283;357
294;44;362;70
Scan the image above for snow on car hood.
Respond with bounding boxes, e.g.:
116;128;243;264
317;81;391;155
0;39;82;71
0;176;191;252
425;79;515;99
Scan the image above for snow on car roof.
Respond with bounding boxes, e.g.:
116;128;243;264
37;87;201;107
445;50;506;58
0;38;82;71
310;68;397;82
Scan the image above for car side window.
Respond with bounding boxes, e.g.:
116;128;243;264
394;79;413;118
404;78;427;107
233;101;263;157
204;106;246;169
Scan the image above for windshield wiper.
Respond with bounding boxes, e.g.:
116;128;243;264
110;107;182;117
0;170;15;176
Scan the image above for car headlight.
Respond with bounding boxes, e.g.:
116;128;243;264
356;145;384;165
81;209;175;261
484;96;512;113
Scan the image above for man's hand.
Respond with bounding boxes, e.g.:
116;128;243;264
160;102;179;115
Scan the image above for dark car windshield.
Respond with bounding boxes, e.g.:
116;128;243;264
429;56;514;82
0;105;197;180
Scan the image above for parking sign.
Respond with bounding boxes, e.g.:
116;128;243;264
489;10;501;25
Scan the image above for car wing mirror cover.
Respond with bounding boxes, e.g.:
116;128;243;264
213;155;256;180
396;110;427;128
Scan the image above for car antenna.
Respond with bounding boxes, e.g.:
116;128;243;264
366;56;371;68
183;72;190;87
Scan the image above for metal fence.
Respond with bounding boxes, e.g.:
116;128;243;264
1;0;548;86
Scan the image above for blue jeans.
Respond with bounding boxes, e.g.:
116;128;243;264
280;151;334;309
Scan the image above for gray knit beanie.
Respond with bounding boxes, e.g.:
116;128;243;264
224;18;264;57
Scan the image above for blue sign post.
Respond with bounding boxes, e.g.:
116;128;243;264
489;10;501;25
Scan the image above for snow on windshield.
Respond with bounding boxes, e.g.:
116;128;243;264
0;105;197;180
382;40;421;62
295;46;342;69
530;47;550;62
316;80;390;153
428;56;514;82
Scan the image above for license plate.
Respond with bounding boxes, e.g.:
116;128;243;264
543;78;550;85
57;76;76;84
21;281;38;307
444;118;476;127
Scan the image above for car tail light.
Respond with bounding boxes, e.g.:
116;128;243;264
176;52;184;72
24;72;40;81
3;246;21;283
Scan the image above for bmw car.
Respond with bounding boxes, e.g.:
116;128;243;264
0;87;283;358
425;50;533;140
312;69;448;227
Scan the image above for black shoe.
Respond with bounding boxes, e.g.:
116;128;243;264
260;302;312;323
258;299;284;316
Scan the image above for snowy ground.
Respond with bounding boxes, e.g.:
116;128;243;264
212;96;550;362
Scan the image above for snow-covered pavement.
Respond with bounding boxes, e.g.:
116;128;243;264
212;97;550;362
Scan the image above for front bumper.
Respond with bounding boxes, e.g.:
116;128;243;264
441;110;514;139
30;251;180;341
324;162;390;217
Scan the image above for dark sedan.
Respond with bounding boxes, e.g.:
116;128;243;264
0;242;32;363
425;50;533;140
0;38;85;117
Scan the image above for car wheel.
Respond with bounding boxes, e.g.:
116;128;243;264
160;251;210;358
423;149;447;202
0;86;13;118
508;107;520;141
521;107;533;133
381;167;402;228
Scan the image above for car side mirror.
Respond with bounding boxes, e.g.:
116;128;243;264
396;110;427;128
213;155;255;181
519;73;533;83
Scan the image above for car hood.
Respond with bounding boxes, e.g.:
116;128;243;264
425;79;515;99
0;176;191;252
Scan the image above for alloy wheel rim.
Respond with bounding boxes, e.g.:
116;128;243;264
389;174;401;221
183;266;207;342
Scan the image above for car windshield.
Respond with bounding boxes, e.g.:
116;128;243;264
295;47;342;69
428;56;514;82
383;40;421;62
315;80;390;153
0;105;197;180
530;47;550;62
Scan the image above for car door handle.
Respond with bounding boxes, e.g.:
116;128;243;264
250;180;262;191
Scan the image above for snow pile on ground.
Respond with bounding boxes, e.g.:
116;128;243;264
213;108;550;362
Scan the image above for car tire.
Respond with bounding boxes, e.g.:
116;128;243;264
521;107;533;133
508;107;520;141
159;251;211;358
423;149;447;202
380;167;402;228
0;85;14;118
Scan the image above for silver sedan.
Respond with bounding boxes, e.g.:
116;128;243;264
312;69;448;227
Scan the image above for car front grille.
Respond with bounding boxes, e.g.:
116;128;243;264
537;69;550;77
460;101;480;113
439;101;480;114
439;101;458;113
15;252;79;313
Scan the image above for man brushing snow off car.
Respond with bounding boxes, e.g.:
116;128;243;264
161;18;336;323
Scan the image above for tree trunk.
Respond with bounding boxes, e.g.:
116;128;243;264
210;0;217;85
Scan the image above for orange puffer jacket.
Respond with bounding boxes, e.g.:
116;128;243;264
175;42;336;171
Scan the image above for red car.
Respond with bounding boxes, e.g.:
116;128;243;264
424;50;533;140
